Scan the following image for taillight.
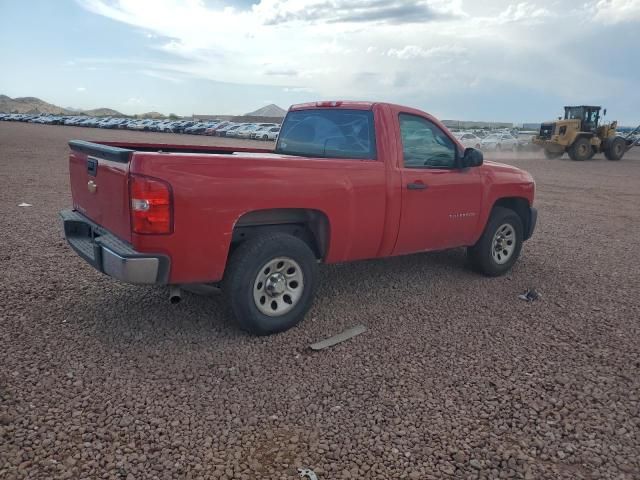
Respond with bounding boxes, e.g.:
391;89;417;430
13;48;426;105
129;174;173;234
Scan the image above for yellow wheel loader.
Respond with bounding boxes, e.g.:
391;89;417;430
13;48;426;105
532;106;637;161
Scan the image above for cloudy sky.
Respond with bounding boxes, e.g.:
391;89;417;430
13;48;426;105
1;0;639;123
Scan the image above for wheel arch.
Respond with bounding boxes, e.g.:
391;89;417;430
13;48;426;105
491;197;533;239
231;208;331;260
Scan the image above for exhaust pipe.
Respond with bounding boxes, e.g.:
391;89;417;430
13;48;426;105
169;286;182;304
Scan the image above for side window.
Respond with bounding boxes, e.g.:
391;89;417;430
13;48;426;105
399;114;456;168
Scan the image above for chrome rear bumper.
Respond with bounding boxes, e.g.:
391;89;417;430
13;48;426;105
60;209;169;284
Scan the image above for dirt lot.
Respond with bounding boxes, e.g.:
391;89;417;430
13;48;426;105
1;122;639;479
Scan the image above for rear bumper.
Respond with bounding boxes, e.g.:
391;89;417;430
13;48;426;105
60;209;170;284
524;207;537;241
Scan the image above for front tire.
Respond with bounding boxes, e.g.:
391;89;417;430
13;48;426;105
223;233;318;335
467;207;524;277
604;136;625;161
568;137;592;161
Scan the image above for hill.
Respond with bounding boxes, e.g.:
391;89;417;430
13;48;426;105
0;95;71;115
0;95;123;117
245;104;287;117
84;108;123;117
139;111;165;119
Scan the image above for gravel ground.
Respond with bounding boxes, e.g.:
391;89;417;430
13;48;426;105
1;122;639;479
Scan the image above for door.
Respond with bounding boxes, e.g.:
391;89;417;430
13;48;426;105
393;113;483;255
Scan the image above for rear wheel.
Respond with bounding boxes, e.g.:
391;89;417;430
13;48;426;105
544;149;563;159
604;136;626;161
568;137;592;161
467;207;524;277
223;233;318;335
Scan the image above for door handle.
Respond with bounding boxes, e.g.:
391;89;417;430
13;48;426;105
407;182;427;190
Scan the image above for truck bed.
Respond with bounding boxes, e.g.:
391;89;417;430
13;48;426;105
71;139;274;159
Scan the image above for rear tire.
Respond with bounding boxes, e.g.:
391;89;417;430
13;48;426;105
568;137;592;161
223;233;318;335
604;136;625;161
467;207;524;277
544;149;563;159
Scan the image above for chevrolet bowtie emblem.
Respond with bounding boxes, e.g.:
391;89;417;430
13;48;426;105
87;180;97;193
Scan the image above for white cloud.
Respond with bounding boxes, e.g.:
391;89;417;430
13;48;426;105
140;69;183;83
76;87;86;92
75;0;637;104
252;0;466;25
593;0;640;23
283;87;314;93
387;45;467;60
496;2;552;23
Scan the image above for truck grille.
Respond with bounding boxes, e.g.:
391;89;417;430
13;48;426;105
539;124;554;140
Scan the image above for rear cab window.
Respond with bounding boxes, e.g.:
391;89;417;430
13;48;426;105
276;109;376;159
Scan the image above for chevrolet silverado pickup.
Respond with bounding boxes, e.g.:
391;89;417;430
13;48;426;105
61;101;537;335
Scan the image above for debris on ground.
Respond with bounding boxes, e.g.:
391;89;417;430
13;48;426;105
18;202;32;207
310;324;367;350
518;288;540;302
298;467;318;480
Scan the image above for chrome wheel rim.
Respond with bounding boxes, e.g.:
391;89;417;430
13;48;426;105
491;223;516;264
253;257;304;316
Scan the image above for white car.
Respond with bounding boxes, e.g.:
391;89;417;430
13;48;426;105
453;132;482;149
480;133;518;151
250;124;279;139
254;126;280;141
235;124;260;139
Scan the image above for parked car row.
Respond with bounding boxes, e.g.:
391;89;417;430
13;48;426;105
0;113;281;141
452;129;541;152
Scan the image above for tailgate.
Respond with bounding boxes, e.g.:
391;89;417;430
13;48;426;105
68;140;133;243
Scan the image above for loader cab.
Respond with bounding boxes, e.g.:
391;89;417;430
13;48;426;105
564;105;601;133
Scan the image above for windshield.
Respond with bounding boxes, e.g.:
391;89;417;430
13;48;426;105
276;109;376;159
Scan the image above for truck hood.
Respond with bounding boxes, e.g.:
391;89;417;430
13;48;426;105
482;160;534;182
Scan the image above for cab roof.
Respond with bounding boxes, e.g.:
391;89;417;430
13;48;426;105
564;105;601;109
290;101;375;111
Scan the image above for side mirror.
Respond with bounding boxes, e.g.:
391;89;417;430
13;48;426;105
603;108;607;116
461;147;483;168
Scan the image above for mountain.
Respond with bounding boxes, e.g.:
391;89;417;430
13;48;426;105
0;95;71;114
245;104;287;117
0;95;123;117
139;111;165;119
84;108;123;117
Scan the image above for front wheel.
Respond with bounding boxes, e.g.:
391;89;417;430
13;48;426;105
604;136;625;161
223;233;318;335
467;207;524;277
568;137;592;161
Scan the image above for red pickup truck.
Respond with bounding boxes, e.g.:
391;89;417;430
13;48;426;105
61;101;536;334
